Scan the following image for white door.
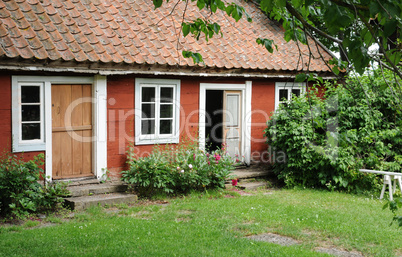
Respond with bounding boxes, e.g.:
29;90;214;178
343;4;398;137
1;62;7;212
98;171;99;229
223;91;242;158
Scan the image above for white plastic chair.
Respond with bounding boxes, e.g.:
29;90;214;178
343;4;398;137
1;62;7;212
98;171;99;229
380;175;402;201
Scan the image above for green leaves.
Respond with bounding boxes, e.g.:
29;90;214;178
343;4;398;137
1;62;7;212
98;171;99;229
256;38;277;53
122;139;235;196
328;58;348;76
182;19;221;41
0;153;67;218
294;73;324;83
265;71;402;193
182;50;204;64
153;0;163;9
295;73;307;82
225;3;252;22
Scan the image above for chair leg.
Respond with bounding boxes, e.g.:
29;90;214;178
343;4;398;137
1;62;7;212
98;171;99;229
393;178;397;194
389;177;394;201
397;176;402;195
380;175;389;200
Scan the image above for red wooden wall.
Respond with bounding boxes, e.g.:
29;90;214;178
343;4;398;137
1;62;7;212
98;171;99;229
0;74;277;178
106;77;276;176
250;80;275;162
106;77;201;177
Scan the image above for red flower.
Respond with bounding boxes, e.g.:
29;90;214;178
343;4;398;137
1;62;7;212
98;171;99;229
231;179;238;186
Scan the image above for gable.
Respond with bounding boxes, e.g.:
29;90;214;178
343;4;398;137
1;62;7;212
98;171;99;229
0;0;333;77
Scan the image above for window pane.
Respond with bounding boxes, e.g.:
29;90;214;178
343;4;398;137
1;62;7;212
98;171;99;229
22;123;40;140
141;104;155;118
292;89;301;98
160;87;173;103
225;95;239;126
142;87;155;102
279;89;288;101
22;105;40;121
160;104;173;118
141;120;155;135
21;86;40;103
160;120;172;134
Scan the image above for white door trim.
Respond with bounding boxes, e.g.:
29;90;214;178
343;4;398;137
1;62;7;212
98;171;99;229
93;75;108;180
199;82;252;164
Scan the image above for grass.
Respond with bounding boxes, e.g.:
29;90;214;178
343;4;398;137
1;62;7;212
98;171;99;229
0;188;400;256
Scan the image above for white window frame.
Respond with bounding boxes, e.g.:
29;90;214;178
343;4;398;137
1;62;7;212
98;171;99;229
135;78;181;145
275;82;306;110
12;81;46;152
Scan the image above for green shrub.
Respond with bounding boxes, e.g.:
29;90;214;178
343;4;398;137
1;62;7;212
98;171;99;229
0;153;69;218
264;72;401;193
121;140;235;196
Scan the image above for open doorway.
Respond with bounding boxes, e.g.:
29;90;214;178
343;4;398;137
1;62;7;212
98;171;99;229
205;90;223;152
205;90;242;158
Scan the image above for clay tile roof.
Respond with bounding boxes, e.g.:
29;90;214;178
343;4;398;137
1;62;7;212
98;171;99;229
0;0;333;73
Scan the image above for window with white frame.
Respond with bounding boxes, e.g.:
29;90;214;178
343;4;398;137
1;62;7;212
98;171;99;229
12;82;45;152
275;82;306;109
135;78;180;145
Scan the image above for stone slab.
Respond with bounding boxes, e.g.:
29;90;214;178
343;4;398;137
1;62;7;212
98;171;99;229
67;184;128;197
238;181;269;190
229;169;271;180
64;193;138;211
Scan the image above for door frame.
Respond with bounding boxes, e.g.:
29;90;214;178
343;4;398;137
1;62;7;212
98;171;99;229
12;75;107;181
199;82;252;165
46;76;107;181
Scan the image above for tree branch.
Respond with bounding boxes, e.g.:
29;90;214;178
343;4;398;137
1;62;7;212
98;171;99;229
285;2;343;44
329;0;370;12
356;10;402;80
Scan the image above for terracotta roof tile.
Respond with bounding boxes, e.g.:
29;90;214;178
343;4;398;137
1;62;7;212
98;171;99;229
0;0;332;73
52;38;67;51
0;25;8;38
0;34;14;49
29;2;45;15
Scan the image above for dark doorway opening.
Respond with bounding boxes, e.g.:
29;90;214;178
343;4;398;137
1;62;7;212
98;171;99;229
205;90;223;152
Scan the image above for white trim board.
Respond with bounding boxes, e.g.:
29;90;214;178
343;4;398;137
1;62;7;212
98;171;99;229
199;82;252;165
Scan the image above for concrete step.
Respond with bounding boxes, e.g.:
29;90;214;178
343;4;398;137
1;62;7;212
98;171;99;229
59;178;100;187
227;166;272;181
67;183;128;197
63;193;138;211
237;181;269;191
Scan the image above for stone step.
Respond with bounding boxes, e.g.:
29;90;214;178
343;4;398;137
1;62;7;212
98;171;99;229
227;167;272;181
63;193;138;211
56;177;100;187
67;183;129;197
237;181;269;191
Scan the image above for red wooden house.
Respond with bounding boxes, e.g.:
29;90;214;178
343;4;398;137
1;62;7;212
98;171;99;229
0;0;334;181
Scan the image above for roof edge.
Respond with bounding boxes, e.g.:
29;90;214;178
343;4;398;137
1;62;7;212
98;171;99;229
0;60;337;79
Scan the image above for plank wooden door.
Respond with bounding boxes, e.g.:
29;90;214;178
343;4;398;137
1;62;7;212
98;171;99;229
223;90;242;158
52;85;93;179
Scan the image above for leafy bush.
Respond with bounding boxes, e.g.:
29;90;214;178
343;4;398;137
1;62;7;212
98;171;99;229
0;153;70;218
121;140;236;196
264;72;402;193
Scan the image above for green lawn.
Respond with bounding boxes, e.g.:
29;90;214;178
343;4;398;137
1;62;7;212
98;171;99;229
0;189;400;256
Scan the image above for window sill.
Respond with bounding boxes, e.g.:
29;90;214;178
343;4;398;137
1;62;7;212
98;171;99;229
135;137;179;146
13;142;46;153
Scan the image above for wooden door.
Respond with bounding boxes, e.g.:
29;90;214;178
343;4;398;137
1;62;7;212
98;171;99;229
223;90;242;158
52;85;93;179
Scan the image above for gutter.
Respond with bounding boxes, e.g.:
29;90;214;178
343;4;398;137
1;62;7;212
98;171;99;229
0;65;338;79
